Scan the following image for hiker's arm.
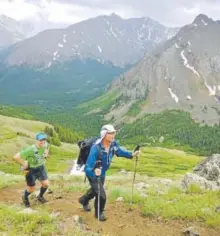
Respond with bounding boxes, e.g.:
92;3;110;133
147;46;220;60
85;145;99;177
13;153;28;169
114;142;133;159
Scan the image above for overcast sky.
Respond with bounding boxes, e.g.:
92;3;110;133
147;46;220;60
1;0;220;28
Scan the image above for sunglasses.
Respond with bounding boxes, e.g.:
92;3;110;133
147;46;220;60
39;138;46;141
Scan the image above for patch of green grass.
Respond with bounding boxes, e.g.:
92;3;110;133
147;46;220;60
0;159;23;175
45;145;77;173
0;127;17;143
186;184;204;194
0;114;52;137
141;187;220;227
0;173;24;189
109;187;143;204
109;147;202;178
78;89;120;111
127;100;145;117
48;175;87;193
0;105;35;120
65;185;87;193
0;204;57;235
108;184;220;227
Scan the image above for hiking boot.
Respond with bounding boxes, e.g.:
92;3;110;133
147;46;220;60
22;195;30;208
37;195;48;204
78;197;91;212
95;212;106;221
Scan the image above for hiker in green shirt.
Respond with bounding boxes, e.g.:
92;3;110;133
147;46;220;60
13;132;50;207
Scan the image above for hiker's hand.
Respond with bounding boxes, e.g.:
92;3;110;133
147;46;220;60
23;161;29;170
94;168;101;176
23;169;29;175
132;151;140;158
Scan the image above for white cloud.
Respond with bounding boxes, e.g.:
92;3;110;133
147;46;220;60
41;1;135;24
51;0;220;26
183;7;200;15
0;0;220;28
0;0;39;20
0;0;134;27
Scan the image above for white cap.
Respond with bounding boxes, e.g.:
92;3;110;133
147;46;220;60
96;124;116;144
101;124;116;133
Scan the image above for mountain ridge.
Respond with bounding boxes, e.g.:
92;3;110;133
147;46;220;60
106;14;220;124
0;13;179;67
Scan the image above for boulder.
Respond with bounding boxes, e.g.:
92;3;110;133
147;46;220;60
182;154;220;190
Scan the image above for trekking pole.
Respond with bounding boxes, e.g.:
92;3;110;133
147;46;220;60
97;176;101;221
131;145;140;205
96;160;102;221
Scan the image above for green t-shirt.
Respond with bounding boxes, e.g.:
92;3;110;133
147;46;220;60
20;143;49;168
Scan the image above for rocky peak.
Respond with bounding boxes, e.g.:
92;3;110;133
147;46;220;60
192;14;214;26
108;13;122;20
107;14;220;124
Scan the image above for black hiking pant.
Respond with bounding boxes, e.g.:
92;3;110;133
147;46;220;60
81;176;106;215
25;165;48;186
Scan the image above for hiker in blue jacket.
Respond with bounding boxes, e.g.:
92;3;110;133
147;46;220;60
78;124;140;221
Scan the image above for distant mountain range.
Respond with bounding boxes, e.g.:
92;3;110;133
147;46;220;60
0;13;179;106
0;13;179;67
106;14;220;124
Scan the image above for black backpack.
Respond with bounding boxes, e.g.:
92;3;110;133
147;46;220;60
76;137;101;167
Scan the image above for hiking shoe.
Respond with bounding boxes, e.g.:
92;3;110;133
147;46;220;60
22;195;30;208
78;197;91;212
37;195;48;204
95;212;106;221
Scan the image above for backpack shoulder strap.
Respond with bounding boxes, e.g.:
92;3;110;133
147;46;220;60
96;144;102;161
94;144;102;168
32;144;38;153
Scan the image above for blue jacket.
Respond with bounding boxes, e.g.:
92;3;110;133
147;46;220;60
85;141;133;178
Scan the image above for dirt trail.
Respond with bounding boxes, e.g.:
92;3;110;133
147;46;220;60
0;183;220;236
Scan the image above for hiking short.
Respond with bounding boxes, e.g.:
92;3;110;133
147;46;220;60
25;165;48;186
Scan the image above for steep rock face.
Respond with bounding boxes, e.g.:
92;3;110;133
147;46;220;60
0;14;178;67
109;14;220;124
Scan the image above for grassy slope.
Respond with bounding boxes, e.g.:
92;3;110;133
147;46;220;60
1;115;220;234
109;146;203;178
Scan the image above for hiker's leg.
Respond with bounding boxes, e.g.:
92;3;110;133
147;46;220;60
37;166;49;203
94;177;106;216
23;170;36;207
26;186;36;193
79;176;97;211
39;179;49;196
25;169;36;191
79;177;96;204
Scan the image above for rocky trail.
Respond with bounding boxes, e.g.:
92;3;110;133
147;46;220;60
0;182;219;236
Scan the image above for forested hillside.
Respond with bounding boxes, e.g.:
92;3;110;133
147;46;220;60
1;104;220;156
